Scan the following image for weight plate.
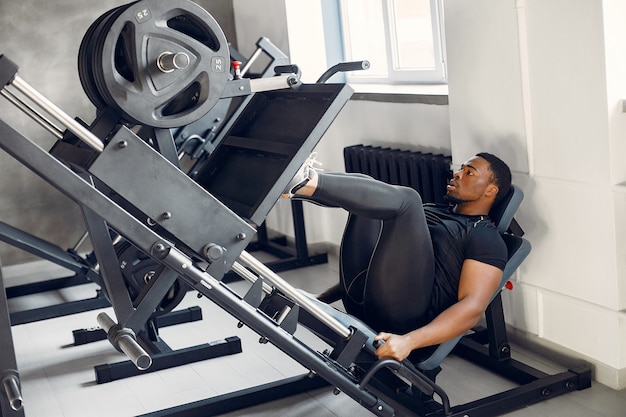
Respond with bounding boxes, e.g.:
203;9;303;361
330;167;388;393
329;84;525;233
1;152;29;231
78;7;119;111
115;241;188;317
89;0;230;128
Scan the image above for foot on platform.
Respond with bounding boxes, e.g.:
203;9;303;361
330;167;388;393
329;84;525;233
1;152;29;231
283;152;323;198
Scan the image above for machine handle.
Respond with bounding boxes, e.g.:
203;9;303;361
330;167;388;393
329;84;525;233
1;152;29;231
316;60;370;84
359;358;451;415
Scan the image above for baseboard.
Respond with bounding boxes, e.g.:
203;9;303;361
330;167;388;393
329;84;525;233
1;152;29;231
507;325;625;390
2;259;75;287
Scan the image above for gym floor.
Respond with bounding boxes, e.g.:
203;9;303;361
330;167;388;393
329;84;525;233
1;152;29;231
5;250;626;417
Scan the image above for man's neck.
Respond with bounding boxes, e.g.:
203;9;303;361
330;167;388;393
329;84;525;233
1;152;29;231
453;202;491;216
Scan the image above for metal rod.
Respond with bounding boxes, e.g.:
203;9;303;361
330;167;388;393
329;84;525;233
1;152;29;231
157;51;190;73
231;261;273;294
1;88;63;139
72;230;90;252
97;312;152;370
316;60;370;84
276;305;292;325
249;75;298;93
11;75;104;152
1;373;23;411
238;250;351;339
240;47;263;77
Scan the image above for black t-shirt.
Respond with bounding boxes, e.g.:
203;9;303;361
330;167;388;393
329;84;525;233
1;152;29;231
424;205;508;321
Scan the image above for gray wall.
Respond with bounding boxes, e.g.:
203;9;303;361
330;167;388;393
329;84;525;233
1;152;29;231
0;0;236;265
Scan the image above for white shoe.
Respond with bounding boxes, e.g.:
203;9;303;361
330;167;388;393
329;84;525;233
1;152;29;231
283;152;323;197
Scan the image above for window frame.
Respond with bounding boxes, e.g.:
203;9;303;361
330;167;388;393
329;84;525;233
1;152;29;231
339;0;447;85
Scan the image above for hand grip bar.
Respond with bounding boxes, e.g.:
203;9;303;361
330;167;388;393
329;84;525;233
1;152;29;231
359;358;451;415
316;60;371;84
97;312;152;371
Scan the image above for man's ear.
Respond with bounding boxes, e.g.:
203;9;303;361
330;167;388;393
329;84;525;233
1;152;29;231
485;183;499;199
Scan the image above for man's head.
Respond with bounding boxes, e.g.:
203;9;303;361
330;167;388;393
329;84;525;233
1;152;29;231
475;152;511;204
446;153;511;213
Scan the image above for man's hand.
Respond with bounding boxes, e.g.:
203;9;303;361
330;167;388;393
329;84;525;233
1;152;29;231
373;332;413;361
372;261;503;363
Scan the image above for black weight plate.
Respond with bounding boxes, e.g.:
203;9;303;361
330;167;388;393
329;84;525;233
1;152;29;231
91;5;134;118
94;0;230;128
78;6;125;110
115;241;188;317
79;2;141;112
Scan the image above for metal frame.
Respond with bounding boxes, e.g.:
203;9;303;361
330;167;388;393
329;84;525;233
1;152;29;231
0;220;109;325
137;374;329;417
138;291;591;417
0;117;396;414
0;60;396;414
0;260;25;417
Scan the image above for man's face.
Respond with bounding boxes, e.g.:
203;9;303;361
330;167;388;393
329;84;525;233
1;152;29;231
446;156;495;204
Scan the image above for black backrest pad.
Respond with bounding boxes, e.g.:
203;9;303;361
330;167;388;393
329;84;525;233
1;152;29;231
489;185;524;235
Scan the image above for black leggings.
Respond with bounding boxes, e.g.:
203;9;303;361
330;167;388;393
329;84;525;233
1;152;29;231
302;172;435;334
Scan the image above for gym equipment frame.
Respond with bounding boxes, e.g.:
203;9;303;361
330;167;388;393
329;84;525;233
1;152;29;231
0;46;359;412
0;0;366;394
0;223;108;325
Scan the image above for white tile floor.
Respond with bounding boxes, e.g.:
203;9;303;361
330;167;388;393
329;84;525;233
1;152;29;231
4;253;626;417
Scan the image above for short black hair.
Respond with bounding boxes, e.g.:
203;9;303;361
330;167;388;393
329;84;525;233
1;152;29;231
476;152;511;203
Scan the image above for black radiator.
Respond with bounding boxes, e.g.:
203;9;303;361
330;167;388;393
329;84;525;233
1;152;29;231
343;145;452;204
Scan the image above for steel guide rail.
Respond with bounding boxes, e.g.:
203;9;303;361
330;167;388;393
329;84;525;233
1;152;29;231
0;56;401;417
238;250;352;339
0;88;63;139
9;75;104;152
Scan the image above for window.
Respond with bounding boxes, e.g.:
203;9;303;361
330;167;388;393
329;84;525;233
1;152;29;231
339;0;446;84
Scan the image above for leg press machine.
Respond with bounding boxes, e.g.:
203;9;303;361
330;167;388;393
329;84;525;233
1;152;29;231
0;3;591;415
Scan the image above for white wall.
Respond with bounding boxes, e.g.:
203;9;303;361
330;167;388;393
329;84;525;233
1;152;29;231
236;0;626;389
446;0;626;388
445;0;529;173
603;0;626;318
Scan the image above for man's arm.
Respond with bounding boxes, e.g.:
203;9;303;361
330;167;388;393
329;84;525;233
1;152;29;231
374;259;503;361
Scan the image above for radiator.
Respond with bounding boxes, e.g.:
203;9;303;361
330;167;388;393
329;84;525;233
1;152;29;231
343;145;452;205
